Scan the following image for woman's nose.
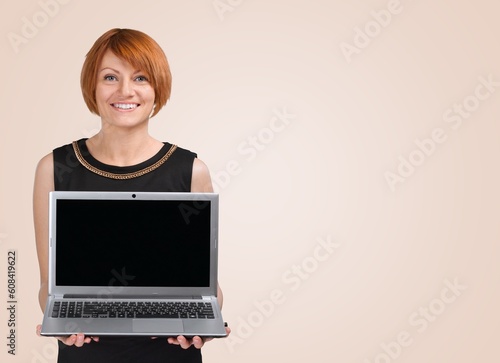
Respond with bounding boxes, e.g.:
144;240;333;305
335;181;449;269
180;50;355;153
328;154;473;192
118;80;134;97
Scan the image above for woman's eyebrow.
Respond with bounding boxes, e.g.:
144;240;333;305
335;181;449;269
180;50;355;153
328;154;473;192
100;67;120;73
99;67;143;74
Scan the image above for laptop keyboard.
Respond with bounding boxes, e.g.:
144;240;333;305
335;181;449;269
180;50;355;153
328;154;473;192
51;301;215;319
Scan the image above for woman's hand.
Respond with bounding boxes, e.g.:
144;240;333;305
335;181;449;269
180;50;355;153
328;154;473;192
166;326;231;349
36;325;99;347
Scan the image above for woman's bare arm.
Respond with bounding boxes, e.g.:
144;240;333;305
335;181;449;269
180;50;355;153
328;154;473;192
33;153;54;312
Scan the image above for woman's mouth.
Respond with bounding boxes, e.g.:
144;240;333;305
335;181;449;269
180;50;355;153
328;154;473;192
111;103;139;110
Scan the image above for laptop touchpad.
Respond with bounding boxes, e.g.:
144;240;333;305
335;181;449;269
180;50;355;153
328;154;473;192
132;320;184;333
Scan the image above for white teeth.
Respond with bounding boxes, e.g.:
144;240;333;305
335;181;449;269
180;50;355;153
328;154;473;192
113;103;138;110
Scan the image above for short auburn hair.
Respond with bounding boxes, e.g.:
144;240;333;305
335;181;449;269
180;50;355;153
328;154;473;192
80;28;172;117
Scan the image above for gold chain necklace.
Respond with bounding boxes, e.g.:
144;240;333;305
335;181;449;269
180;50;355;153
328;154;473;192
72;141;177;180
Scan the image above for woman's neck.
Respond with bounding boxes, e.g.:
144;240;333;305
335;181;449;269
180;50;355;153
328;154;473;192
86;128;164;167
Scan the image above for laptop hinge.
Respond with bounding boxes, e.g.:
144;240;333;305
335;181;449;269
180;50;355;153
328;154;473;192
61;294;204;299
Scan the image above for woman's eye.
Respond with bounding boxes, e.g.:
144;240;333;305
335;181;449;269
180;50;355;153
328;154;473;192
104;75;116;81
135;76;148;82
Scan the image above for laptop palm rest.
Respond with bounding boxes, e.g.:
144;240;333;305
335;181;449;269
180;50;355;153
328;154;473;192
132;320;184;333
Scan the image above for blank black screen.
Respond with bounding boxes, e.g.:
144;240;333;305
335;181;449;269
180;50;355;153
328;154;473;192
55;199;211;287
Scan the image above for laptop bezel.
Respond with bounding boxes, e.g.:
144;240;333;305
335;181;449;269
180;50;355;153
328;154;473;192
48;191;219;298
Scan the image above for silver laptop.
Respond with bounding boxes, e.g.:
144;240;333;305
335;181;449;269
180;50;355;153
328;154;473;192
41;191;227;338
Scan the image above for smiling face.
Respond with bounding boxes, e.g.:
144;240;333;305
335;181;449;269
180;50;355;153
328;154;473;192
95;50;155;130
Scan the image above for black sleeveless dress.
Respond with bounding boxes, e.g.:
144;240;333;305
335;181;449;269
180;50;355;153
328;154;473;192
52;138;203;363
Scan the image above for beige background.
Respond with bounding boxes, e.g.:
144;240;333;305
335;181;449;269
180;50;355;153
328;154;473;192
1;0;499;362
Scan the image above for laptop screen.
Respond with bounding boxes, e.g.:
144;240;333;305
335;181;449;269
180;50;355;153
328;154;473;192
55;199;211;288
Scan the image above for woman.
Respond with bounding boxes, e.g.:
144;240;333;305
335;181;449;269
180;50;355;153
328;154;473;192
34;28;229;362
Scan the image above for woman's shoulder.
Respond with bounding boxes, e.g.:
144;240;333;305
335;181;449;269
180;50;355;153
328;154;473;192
167;142;197;158
35;140;75;183
34;152;54;193
52;138;87;152
166;142;198;168
35;152;53;174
